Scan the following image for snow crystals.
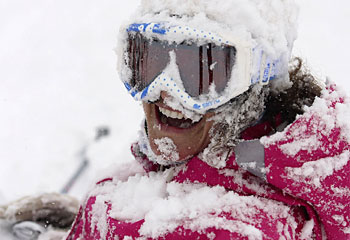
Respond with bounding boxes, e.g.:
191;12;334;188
286;150;349;188
117;0;300;115
154;137;179;162
299;219;314;240
131;0;298;60
262;84;350;188
87;169;297;239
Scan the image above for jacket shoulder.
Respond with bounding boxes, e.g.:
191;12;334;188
262;84;350;239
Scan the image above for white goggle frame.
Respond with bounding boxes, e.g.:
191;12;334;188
123;22;280;114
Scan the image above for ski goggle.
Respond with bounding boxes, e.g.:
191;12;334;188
121;22;280;113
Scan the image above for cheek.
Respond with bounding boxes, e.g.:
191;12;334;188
201;119;216;146
143;103;153;119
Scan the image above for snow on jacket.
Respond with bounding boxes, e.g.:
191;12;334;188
66;85;350;240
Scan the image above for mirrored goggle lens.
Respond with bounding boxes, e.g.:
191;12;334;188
127;32;236;97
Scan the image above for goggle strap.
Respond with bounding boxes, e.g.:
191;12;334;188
259;53;271;86
255;50;279;86
259;53;267;85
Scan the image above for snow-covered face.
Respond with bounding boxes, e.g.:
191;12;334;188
143;91;215;162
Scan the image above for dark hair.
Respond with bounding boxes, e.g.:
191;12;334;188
264;57;322;128
205;57;323;162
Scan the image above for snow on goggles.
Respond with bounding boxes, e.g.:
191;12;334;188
122;22;279;113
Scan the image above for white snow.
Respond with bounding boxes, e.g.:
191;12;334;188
299;219;314;240
131;0;298;61
0;0;349;231
136;123;185;166
86;168;297;239
261;84;350;188
118;0;299;116
331;185;350;198
210;62;218;71
286;151;349;188
219;168;270;196
279;132;321;157
154;137;180;162
91;195;109;239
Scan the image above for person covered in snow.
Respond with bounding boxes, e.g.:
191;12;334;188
66;0;350;239
2;0;349;239
64;0;350;239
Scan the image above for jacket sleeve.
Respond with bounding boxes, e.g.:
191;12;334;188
261;86;350;239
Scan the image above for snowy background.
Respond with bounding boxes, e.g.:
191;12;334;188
0;0;349;204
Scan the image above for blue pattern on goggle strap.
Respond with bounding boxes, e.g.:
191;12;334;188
124;82;132;91
131;90;138;98
193;99;222;110
152;24;167;35
127;23;167;35
124;75;227;111
127;23;149;32
141;86;149;100
202;99;221;108
262;62;272;84
193;104;201;110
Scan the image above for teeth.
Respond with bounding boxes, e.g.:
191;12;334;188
159;107;185;119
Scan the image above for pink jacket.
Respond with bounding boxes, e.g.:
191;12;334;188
66;85;350;239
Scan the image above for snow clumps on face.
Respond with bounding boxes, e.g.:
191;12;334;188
137;123;184;166
154;137;180;162
201;84;268;168
144;51;203;121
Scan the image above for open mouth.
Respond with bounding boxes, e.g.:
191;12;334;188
155;105;202;129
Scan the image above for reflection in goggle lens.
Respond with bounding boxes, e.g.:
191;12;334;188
127;33;236;97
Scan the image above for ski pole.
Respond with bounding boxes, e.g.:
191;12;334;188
60;126;110;194
11;127;110;240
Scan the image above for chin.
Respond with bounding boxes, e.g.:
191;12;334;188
142;101;214;165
